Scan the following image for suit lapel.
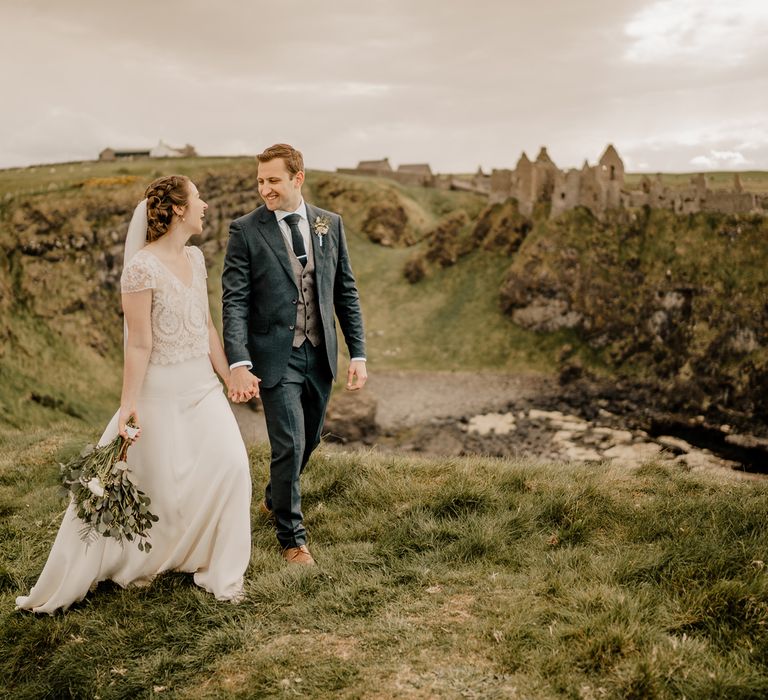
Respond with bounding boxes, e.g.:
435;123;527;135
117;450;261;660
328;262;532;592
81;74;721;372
257;208;297;287
306;203;326;271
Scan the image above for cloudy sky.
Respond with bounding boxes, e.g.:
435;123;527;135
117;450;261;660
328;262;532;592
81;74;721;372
2;0;767;173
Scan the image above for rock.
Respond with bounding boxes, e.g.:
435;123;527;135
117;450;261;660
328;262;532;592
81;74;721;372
593;427;633;444
403;255;427;283
676;450;739;473
466;412;516;436
323;391;378;444
729;328;759;354
563;445;603;461
553;430;575;443
656;435;693;454
604;442;663;465
528;409;582;423
725;433;768;449
361;204;411;247
558;359;583;385
512;299;583;332
551;419;589;432
417;430;465;457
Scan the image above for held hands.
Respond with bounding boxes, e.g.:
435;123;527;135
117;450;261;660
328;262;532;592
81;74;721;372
346;359;368;391
228;366;261;403
118;406;141;441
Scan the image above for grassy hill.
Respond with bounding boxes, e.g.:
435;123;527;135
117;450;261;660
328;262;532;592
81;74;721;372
2;440;768;697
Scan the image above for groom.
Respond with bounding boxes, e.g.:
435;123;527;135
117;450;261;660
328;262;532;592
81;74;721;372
222;143;367;565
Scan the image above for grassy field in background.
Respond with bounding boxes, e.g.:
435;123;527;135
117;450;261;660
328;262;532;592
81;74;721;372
0;157;256;198
1;438;767;698
623;170;768;194
2;156;767;197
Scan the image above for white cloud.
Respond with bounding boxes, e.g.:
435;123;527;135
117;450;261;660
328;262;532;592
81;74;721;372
624;0;768;66
690;150;750;169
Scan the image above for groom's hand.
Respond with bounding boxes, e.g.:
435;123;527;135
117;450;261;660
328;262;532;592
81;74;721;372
228;366;260;403
346;360;368;391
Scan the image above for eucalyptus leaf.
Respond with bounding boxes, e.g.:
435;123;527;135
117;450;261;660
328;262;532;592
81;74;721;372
80;444;95;458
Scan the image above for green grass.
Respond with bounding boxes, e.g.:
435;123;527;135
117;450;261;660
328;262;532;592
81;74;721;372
0;310;121;430
0;157;257;199
348;233;569;372
1;443;767;698
624;170;768;194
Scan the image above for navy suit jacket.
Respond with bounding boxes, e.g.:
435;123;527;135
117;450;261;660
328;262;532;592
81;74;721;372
222;202;366;388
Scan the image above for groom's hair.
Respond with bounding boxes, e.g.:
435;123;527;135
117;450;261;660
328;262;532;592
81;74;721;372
257;144;304;179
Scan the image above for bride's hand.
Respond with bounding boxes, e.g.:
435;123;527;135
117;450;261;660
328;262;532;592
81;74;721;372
228;366;260;403
118;406;141;441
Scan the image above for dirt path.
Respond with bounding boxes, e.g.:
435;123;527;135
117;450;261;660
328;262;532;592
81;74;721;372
231;369;552;443
362;369;554;430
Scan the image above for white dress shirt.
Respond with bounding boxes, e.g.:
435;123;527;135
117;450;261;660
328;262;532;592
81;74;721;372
229;199;365;370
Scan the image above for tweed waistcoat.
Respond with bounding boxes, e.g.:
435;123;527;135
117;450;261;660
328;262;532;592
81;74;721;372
284;232;322;348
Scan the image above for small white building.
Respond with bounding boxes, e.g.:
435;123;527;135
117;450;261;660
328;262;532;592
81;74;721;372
149;140;197;158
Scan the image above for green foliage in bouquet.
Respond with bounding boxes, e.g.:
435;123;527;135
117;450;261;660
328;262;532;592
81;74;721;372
59;423;158;552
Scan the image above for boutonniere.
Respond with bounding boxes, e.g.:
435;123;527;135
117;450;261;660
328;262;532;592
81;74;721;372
313;215;331;247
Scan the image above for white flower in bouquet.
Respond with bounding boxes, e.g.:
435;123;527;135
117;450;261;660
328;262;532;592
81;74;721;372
86;477;104;498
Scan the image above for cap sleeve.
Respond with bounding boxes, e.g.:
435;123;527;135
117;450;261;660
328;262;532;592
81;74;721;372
121;252;156;293
190;245;208;279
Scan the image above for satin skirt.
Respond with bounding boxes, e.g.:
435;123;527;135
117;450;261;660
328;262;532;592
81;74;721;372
16;356;252;614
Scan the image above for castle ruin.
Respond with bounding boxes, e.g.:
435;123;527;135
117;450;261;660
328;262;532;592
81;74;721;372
339;147;763;218
491;145;763;218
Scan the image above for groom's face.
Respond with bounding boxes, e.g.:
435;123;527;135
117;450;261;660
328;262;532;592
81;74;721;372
257;158;304;212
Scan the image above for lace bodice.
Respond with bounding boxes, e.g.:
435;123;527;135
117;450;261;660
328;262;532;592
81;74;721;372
121;246;210;365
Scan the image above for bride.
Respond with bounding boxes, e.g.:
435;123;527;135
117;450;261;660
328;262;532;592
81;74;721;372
16;175;252;613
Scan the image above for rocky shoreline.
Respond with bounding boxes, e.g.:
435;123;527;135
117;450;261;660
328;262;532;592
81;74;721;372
235;370;767;479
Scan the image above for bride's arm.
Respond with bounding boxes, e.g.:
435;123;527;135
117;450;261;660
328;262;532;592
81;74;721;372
119;289;153;438
208;316;231;387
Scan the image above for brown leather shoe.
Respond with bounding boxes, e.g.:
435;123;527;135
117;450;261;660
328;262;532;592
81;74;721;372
258;500;273;520
281;545;315;565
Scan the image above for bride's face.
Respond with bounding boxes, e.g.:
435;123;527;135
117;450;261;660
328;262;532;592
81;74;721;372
183;182;208;235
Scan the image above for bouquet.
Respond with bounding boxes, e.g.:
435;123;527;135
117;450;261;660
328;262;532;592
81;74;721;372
59;422;158;552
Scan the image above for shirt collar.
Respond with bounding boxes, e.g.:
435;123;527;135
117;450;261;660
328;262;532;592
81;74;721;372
275;199;307;223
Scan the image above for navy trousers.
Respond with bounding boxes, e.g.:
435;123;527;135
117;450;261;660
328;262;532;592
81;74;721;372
259;342;332;549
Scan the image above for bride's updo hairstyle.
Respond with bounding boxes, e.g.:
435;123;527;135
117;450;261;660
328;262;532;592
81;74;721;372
144;175;190;242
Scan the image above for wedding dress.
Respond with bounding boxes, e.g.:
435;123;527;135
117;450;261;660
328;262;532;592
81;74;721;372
16;244;252;613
